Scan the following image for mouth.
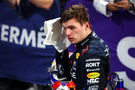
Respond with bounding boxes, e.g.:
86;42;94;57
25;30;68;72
68;37;74;41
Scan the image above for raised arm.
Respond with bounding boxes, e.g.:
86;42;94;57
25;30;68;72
28;0;54;10
7;0;54;10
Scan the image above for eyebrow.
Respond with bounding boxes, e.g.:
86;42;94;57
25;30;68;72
63;24;76;29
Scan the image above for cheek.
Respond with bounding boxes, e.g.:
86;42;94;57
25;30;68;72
78;28;85;34
74;30;83;39
78;29;86;38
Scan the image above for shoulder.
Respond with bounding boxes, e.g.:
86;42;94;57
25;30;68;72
89;35;109;57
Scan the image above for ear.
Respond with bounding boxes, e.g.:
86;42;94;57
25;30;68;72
84;22;90;30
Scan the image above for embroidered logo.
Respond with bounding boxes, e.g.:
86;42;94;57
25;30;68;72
87;72;100;79
76;53;80;59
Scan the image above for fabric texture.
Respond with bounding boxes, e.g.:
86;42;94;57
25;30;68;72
43;18;71;52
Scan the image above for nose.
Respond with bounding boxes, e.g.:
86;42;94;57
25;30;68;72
64;28;71;36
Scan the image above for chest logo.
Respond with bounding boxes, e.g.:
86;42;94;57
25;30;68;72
76;53;80;59
87;72;100;79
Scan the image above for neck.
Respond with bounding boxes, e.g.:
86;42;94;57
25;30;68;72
84;29;92;39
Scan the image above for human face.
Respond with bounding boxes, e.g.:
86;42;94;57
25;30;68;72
62;18;89;44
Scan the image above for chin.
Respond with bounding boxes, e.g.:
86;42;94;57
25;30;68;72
70;41;77;44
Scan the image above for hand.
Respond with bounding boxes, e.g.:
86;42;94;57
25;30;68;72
7;0;21;9
115;0;132;10
107;2;120;11
28;0;54;10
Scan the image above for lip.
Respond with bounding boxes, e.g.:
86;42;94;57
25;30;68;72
68;38;74;41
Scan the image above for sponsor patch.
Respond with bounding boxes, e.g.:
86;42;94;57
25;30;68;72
87;78;99;84
76;53;80;59
88;85;99;90
86;68;100;72
87;72;100;79
86;58;100;62
85;62;100;68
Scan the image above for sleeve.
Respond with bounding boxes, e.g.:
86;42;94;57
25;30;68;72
78;52;110;90
55;49;72;80
93;0;113;17
130;0;135;6
128;0;135;15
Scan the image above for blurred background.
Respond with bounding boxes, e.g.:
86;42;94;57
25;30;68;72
0;0;135;90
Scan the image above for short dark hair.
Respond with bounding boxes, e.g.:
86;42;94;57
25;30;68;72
60;4;90;24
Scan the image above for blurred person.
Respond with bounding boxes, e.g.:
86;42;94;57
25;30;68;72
59;0;68;12
0;0;60;90
8;0;54;10
7;0;59;19
55;4;110;89
93;0;135;17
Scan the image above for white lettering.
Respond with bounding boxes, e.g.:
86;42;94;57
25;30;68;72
86;68;100;72
86;62;100;68
71;72;76;79
87;78;99;85
86;58;100;62
9;26;19;44
117;36;135;71
1;24;9;41
88;85;99;90
20;29;36;47
117;37;135;90
37;32;45;48
0;24;46;48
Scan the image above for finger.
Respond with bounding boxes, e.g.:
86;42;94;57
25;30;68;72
116;0;129;4
16;0;21;5
8;0;16;8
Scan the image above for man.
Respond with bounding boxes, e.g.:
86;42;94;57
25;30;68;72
93;0;135;17
55;4;110;89
0;0;60;90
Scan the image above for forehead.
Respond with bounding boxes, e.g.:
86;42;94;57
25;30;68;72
62;18;80;27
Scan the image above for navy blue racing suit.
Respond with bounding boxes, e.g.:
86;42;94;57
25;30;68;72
56;31;110;90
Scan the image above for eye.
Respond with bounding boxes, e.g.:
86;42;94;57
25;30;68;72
63;27;66;30
69;26;76;30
